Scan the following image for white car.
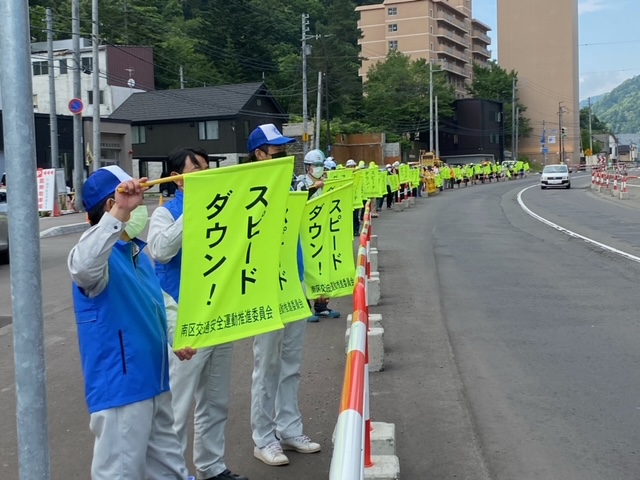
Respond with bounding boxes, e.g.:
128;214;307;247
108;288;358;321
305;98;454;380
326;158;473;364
541;164;571;189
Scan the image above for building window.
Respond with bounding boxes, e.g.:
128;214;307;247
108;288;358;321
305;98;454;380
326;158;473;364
32;94;38;109
32;61;48;76
430;25;434;34
388;24;398;32
88;90;104;105
59;59;68;74
244;120;251;138
81;57;93;74
389;40;398;51
494;112;502;122
453;135;458;144
198;120;219;141
388;7;397;15
256;98;262;106
430;8;433;16
430;42;434;50
132;125;146;144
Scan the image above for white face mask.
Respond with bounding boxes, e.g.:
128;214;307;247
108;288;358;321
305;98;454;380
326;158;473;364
311;166;324;178
124;205;149;239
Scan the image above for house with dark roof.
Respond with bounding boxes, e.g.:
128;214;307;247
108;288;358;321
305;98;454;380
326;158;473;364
110;82;288;179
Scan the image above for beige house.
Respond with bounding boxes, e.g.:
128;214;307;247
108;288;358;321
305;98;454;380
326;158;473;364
498;0;580;165
356;0;492;97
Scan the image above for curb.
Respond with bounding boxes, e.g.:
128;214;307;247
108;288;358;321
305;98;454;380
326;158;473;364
40;222;89;239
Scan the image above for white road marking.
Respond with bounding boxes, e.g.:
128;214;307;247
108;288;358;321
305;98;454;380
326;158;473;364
517;184;640;264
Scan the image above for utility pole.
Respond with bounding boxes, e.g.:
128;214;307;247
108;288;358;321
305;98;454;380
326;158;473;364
0;0;51;478
46;8;59;169
301;13;310;155
511;76;516;160
429;61;434;153
179;65;184;89
325;72;331;153
435;95;440;159
542;120;548;165
72;0;83;210
588;97;593;154
315;71;322;151
559;101;566;163
515;107;520;162
91;0;101;173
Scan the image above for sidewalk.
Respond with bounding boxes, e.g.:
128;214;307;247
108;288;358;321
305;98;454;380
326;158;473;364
39;196;162;238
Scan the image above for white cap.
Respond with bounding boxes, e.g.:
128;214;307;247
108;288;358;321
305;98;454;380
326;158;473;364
346;159;357;167
304;149;326;165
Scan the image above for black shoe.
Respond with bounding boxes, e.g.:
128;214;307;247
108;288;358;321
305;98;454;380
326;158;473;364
204;470;249;480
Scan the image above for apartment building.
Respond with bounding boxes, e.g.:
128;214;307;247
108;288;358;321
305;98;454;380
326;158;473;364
356;0;492;97
498;0;579;164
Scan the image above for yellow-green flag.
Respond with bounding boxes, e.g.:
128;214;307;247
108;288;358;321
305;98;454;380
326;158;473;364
362;167;379;198
279;192;313;324
327;169;353;180
175;157;293;349
378;171;388;197
399;164;410;184
324;178;354;194
411;168;420;187
301;183;355;299
353;169;363;210
389;174;400;192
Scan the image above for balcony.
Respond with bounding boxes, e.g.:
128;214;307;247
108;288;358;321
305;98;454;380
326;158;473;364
437;46;468;63
436;29;468;49
440;61;470;78
472;46;491;58
472;30;491;44
436;12;469;34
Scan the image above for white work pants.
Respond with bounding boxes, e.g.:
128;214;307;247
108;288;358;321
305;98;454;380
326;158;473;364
169;343;233;479
251;320;307;448
89;391;189;480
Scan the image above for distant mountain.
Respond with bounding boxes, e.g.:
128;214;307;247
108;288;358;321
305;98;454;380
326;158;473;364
580;93;606;109
592;76;640;133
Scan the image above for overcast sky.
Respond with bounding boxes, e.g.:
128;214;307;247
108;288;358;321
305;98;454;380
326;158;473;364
473;0;640;101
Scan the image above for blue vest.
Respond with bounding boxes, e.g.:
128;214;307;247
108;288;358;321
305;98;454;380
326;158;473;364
155;190;183;302
72;239;169;414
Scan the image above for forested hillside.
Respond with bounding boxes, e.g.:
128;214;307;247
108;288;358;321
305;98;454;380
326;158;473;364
592;75;640;134
28;0;363;122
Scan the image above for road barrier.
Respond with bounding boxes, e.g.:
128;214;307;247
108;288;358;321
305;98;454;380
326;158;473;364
330;201;399;480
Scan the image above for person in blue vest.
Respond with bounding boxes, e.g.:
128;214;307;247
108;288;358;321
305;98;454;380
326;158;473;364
148;148;247;480
247;124;322;467
68;166;195;480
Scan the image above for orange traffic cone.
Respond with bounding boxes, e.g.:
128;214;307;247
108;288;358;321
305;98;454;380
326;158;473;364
53;196;61;217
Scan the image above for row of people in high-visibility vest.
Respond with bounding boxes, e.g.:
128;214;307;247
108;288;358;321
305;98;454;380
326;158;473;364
430;161;530;189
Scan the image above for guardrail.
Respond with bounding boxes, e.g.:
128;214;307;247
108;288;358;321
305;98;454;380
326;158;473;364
591;169;636;199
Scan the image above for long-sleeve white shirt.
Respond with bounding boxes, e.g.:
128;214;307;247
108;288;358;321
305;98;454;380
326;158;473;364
147;206;183;264
67;213;125;298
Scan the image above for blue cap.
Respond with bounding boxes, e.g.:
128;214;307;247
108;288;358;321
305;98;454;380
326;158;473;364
247;123;295;153
82;166;132;211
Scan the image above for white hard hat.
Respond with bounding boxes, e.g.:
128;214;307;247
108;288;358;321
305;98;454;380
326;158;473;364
393;161;400;167
346;159;357;167
304;149;326;165
324;159;337;170
386;164;392;168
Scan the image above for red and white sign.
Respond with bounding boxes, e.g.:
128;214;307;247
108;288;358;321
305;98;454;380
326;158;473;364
37;168;56;212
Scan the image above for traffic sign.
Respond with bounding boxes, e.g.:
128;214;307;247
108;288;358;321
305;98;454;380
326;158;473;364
68;98;84;115
541;147;549;154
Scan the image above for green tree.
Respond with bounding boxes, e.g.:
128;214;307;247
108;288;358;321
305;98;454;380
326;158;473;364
363;51;455;136
467;62;531;149
579;107;607;154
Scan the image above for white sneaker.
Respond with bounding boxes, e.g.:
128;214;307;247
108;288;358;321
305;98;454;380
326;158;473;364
280;434;321;453
254;441;290;466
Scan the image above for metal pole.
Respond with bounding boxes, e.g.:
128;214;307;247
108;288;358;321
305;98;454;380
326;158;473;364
429;61;433;153
302;13;309;155
515;107;520;162
315;71;322;151
559;101;564;162
435;95;439;159
543;120;548;165
588;97;593;154
325;71;331;153
72;0;84;210
511;76;516;159
91;0;101;173
179;65;184;89
46;8;59;170
0;1;51;478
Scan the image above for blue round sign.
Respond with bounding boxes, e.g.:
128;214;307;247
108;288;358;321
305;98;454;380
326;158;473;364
68;98;84;115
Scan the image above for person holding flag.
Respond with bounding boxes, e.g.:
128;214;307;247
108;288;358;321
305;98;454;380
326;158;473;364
68;166;195;480
246;125;322;467
147;148;248;480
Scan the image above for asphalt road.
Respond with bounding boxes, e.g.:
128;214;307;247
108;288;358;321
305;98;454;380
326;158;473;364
3;175;640;479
